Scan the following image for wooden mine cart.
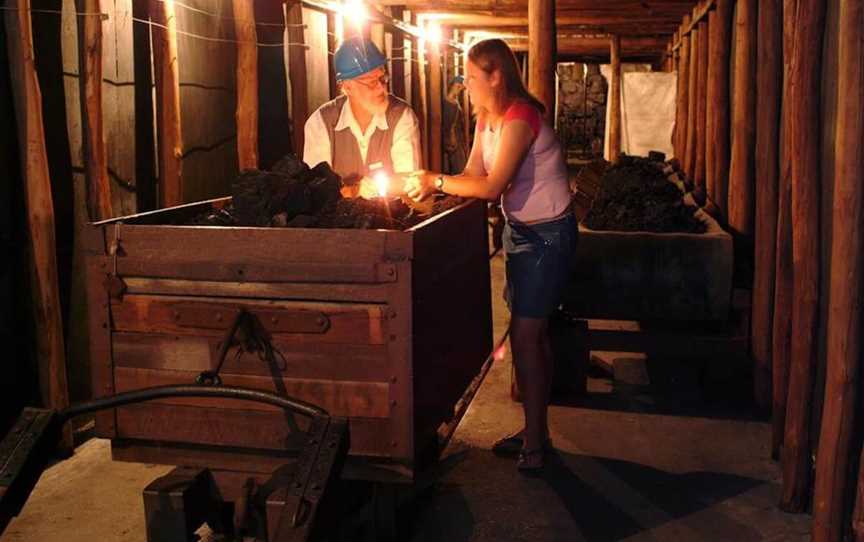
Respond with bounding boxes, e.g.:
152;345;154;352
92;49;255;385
82;198;493;498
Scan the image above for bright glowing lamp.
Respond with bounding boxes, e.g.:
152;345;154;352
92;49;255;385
373;171;390;198
425;23;443;45
342;0;367;30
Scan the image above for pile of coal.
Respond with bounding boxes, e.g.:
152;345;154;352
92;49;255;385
583;154;707;233
190;155;464;230
232;157;341;227
316;198;411;230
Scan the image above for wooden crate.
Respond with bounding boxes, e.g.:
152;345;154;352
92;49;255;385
83;198;492;482
565;210;734;322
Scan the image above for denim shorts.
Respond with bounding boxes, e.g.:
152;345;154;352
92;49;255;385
503;213;577;318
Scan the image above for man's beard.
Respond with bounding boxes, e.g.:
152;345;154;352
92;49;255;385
367;95;388;115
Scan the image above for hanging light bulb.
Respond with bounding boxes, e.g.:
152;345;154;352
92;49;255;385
342;0;367;32
425;22;443;45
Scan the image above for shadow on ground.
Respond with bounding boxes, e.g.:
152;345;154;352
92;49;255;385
550;355;764;424
400;446;766;542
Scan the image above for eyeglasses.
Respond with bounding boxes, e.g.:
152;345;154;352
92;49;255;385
352;72;390;89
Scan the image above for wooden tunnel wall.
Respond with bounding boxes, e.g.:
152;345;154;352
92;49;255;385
669;0;862;539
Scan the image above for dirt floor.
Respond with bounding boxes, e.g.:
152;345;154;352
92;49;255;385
1;249;813;541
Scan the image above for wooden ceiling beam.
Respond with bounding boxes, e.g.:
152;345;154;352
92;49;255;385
431;15;685;26
457;23;680;35
379;0;697;9
419;11;692;24
507;35;668;54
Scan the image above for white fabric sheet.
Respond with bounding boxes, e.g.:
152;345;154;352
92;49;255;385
601;68;677;160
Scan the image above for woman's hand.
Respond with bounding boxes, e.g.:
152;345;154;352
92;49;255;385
405;170;439;202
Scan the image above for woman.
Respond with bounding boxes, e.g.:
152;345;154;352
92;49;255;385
407;39;576;472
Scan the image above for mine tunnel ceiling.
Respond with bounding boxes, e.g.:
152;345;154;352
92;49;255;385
384;0;702;61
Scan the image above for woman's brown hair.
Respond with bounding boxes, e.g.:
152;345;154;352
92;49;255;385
466;39;546;119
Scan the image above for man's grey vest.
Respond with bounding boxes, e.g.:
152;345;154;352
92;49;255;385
318;95;410;181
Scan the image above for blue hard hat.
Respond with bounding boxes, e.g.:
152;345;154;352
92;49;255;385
451;75;464;85
334;36;387;82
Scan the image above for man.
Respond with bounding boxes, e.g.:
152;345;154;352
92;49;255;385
303;36;422;197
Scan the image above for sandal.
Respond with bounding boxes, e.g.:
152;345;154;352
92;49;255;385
492;431;525;456
517;448;545;473
492;431;552;457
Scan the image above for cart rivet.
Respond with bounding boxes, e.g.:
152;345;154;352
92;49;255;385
271;317;279;324
391;440;398;447
294;482;302;488
390;400;397;407
215;313;223;322
390;376;397;383
316;316;326;326
386;267;395;276
390;334;396;341
172;311;180;320
312;484;320;491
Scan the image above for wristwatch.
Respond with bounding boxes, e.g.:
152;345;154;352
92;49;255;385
435;175;445;192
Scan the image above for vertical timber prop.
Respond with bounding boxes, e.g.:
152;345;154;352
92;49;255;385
414;16;428;168
663;42;675;73
428;30;443;173
694;20;709;187
232;0;259;170
286;1;307;158
390;7;406;100
671;31;679;75
684;23;698;179
4;0;72;445
675;16;690;164
772;0;796;457
462;36;471;149
780;0;826;513
752;0;782;411
816;0;863;538
151;0;183;207
708;0;732;217
608;35;622;163
705;9;717;198
528;0;556;122
79;0;113;221
727;0;757;236
370;5;385;53
133;0;156;211
326;13;338;99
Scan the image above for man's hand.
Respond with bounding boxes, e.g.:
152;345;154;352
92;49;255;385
357;176;380;199
405;170;438;202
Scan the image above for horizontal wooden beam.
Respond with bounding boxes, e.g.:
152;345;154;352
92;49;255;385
420;11;692;26
671;0;715;51
507;35;668;56
420;10;688;39
463;24;679;37
301;0;467;49
382;0;698;9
